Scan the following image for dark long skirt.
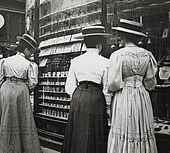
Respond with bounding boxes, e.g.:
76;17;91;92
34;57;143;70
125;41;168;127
63;82;109;153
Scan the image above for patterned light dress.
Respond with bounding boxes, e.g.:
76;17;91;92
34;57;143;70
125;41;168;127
107;46;158;153
0;52;42;153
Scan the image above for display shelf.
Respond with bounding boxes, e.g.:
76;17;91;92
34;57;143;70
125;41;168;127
37;113;68;121
39;45;84;57
39;1;102;39
35;114;67;125
35;41;83;152
39;104;70;110
39;91;67;94
35;114;66;152
39;0;101;21
39;136;63;145
39;76;67;79
35;1;104;152
39;20;101;39
38;128;65;140
39;84;65;86
40;10;101;29
39;97;71;103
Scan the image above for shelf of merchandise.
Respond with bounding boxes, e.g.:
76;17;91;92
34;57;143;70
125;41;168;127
36;38;86;152
39;1;102;40
34;1;103;152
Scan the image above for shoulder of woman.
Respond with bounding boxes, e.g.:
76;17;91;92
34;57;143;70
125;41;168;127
110;49;122;59
142;49;155;58
0;58;6;65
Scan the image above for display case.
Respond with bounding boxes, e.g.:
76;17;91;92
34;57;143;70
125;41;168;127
35;35;86;152
33;1;102;152
39;0;101;40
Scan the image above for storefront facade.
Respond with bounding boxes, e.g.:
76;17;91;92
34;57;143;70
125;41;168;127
26;0;170;152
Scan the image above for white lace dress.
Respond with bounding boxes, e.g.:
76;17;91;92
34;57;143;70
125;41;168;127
107;46;158;153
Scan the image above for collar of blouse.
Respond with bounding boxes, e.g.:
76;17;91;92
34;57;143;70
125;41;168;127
17;52;25;57
86;48;99;54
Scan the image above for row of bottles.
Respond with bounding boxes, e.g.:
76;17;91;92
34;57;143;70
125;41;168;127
41;102;70;109
40;86;66;93
41;71;68;78
40;80;66;86
41;108;69;120
38;51;83;121
39;95;71;102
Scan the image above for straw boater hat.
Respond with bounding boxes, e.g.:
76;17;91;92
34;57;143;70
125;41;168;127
75;25;112;39
17;34;37;49
112;19;148;37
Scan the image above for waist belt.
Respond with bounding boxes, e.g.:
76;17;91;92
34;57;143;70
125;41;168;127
79;81;101;88
6;77;26;83
123;75;143;88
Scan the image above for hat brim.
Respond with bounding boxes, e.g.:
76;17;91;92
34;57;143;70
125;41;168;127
75;33;112;39
17;36;36;49
112;27;148;37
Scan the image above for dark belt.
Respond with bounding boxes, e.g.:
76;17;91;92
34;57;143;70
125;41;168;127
6;77;26;83
79;81;101;89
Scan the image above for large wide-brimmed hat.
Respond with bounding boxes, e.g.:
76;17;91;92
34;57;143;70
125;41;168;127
17;34;37;49
112;19;147;37
75;25;112;39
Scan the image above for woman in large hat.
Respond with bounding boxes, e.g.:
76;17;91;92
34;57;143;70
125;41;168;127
0;34;43;153
63;25;112;153
107;19;158;153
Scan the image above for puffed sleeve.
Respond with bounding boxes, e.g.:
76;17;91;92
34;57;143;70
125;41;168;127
143;52;157;90
102;63;113;105
108;51;123;92
65;59;78;97
27;62;38;91
0;59;5;86
31;62;38;83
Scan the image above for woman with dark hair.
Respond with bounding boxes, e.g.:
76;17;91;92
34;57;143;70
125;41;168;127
63;26;112;153
0;34;43;153
107;19;158;153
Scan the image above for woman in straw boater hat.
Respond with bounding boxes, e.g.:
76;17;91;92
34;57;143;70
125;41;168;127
63;25;112;153
107;19;158;153
0;34;43;153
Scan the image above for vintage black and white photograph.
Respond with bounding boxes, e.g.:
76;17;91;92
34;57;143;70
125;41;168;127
0;0;170;153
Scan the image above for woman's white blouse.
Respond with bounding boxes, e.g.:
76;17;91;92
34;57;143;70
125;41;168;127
65;49;112;104
0;52;38;90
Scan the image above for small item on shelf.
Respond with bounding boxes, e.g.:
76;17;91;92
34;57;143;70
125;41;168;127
56;72;60;77
48;72;51;77
64;71;68;77
52;72;56;77
39;58;48;67
61;71;65;77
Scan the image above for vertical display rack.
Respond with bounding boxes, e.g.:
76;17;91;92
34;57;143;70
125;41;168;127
34;1;102;152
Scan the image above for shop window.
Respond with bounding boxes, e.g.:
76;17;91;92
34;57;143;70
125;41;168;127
8;12;25;42
143;13;169;61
